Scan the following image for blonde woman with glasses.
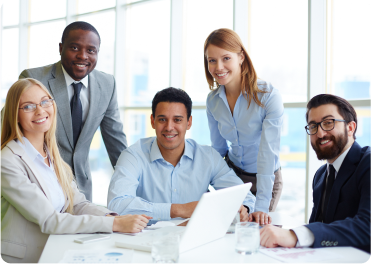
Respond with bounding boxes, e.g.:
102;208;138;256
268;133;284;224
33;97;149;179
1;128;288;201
1;78;151;263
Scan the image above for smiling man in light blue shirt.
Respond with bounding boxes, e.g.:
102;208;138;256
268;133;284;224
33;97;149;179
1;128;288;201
108;88;270;222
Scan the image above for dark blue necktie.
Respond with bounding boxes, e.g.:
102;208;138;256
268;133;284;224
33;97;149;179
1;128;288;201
70;82;83;147
323;164;336;220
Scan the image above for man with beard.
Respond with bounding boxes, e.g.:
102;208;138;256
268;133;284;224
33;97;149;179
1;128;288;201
259;94;370;253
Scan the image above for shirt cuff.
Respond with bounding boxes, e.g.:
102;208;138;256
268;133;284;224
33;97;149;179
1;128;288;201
152;203;172;221
104;212;119;216
291;226;315;247
254;200;269;213
243;205;250;214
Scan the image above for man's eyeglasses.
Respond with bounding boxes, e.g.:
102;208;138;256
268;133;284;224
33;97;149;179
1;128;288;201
19;98;54;113
305;119;346;135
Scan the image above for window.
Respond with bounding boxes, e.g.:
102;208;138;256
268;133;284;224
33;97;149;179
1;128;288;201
29;0;66;22
183;0;234;105
124;0;171;107
279;108;307;222
327;0;371;99
1;28;19;104
29;20;66;69
1;0;370;220
2;0;19;26
249;0;308;103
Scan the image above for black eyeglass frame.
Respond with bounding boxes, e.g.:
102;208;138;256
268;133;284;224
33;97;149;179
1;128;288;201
305;118;346;135
19;98;55;112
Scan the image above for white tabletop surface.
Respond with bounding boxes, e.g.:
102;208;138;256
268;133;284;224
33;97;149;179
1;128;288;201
38;212;370;263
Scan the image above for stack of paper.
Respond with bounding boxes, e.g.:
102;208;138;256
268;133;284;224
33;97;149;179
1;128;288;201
59;249;133;263
259;247;342;263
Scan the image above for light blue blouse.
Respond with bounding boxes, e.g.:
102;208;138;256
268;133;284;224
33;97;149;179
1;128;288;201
206;80;284;213
16;137;65;212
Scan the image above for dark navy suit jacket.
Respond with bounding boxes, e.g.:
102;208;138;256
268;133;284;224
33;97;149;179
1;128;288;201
305;142;370;253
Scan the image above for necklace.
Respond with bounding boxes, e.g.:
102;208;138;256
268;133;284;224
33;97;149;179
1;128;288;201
42;145;48;159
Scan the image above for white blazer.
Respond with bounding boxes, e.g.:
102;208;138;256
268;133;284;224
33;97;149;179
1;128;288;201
1;140;115;263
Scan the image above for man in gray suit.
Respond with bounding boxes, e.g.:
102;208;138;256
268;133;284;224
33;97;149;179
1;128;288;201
19;21;127;201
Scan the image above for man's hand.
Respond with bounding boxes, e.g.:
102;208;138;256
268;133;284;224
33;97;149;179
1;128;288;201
112;214;152;233
170;201;198;218
239;205;249;222
248;211;272;225
260;225;298;248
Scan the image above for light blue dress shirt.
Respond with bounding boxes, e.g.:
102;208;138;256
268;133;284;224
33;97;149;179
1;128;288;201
107;137;256;220
16;137;65;212
206;80;283;213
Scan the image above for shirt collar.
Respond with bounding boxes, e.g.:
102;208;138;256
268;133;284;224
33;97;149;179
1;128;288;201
16;137;44;161
327;143;353;174
149;138;194;163
183;139;193;160
150;139;164;162
61;64;89;88
216;85;244;98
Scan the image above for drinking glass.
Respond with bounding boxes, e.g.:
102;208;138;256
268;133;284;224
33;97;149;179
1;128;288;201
151;234;180;263
235;222;260;254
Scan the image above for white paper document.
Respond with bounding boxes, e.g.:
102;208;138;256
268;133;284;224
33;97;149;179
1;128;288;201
146;218;189;229
115;218;189;236
259;247;342;263
59;249;133;263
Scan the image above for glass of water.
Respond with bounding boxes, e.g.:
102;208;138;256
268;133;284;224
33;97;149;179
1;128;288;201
151;234;180;263
235;222;260;254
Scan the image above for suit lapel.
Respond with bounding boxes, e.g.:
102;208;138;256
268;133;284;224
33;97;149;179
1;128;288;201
7;141;52;203
48;61;74;149
75;71;101;149
313;167;326;220
325;142;361;222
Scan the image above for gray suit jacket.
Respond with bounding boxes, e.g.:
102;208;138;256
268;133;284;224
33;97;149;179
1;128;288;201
19;61;127;201
1;140;115;263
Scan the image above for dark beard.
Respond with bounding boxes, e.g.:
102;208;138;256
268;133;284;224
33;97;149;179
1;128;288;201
311;126;348;161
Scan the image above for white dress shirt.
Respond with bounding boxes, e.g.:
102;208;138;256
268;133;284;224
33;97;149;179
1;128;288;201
293;144;353;247
61;65;90;124
16;137;65;212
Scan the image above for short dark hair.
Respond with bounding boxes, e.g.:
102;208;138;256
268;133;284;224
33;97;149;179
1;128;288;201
306;94;357;139
61;21;101;45
152;88;192;120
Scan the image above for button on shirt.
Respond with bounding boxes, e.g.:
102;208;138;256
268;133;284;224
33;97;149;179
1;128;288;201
61;65;90;124
16;137;65;212
107;137;256;220
293;145;352;247
206;81;283;212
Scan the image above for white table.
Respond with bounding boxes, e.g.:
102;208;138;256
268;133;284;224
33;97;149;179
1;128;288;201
38;213;370;263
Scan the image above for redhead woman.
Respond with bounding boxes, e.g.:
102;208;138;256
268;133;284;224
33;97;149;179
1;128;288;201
1;78;151;263
204;28;284;218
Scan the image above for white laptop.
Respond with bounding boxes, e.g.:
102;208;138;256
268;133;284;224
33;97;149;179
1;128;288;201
115;183;252;253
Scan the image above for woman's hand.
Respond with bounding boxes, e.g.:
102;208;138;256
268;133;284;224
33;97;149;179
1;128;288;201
112;214;152;233
248;211;272;225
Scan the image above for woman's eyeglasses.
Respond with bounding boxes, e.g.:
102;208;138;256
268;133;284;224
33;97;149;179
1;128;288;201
19;98;54;113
